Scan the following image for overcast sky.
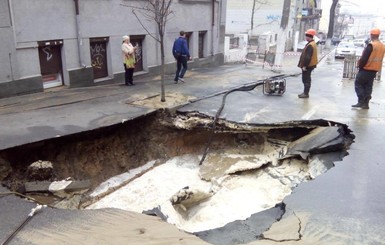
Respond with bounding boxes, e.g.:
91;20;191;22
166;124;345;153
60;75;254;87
322;0;381;15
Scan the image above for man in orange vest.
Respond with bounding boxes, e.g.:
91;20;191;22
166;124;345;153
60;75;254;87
352;28;385;109
297;29;318;98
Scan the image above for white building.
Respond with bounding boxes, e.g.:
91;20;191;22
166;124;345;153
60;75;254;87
225;0;322;53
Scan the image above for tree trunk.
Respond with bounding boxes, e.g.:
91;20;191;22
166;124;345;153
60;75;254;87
159;32;166;102
251;0;256;32
327;0;338;39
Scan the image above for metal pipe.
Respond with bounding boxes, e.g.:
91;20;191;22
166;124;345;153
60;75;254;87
211;0;215;56
74;0;86;68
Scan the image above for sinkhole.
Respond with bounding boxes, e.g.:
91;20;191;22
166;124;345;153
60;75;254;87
0;109;354;244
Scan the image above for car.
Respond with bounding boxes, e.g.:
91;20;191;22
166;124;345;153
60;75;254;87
342;35;355;42
317;32;326;45
331;36;341;46
313;35;325;45
353;39;366;47
296;40;308;52
335;41;356;59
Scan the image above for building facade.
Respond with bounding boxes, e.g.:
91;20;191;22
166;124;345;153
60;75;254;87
225;0;321;53
0;0;227;98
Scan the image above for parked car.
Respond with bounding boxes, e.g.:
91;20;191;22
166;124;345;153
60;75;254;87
331;36;341;46
314;35;325;45
317;32;326;45
353;39;366;47
342;35;355;42
335;42;356;59
296;40;308;52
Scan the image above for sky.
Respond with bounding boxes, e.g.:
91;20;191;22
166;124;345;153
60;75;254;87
320;0;383;32
322;0;382;15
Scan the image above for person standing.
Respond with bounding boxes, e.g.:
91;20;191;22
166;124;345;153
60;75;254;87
121;35;136;86
172;31;191;84
352;28;385;109
297;29;318;98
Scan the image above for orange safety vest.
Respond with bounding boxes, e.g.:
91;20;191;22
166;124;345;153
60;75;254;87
298;41;318;68
363;41;385;72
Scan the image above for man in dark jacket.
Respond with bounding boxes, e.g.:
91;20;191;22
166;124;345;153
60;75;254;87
352;28;385;109
172;31;191;84
297;29;318;98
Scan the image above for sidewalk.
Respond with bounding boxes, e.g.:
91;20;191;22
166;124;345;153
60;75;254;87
0;46;337;151
0;62;284;150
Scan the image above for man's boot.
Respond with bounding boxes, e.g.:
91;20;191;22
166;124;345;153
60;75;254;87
298;93;309;98
352;98;364;108
298;86;310;98
361;97;371;109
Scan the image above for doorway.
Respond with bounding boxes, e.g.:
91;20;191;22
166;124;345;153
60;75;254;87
38;40;64;89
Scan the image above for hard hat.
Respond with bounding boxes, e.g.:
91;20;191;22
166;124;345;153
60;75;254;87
370;28;381;35
305;29;317;37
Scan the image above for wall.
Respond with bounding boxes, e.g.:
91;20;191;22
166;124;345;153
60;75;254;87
225;0;284;36
224;34;248;63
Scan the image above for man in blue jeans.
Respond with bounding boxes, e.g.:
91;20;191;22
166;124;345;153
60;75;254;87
172;31;191;84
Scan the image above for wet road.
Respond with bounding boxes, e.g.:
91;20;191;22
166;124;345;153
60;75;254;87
180;56;385;244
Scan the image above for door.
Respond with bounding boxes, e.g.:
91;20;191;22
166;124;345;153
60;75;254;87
90;37;108;79
38;40;63;89
130;35;145;72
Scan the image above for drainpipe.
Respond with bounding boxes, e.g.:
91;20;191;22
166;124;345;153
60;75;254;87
211;0;215;56
74;0;86;68
8;0;15;80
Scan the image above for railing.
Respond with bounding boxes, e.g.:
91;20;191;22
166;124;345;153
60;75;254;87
343;55;381;80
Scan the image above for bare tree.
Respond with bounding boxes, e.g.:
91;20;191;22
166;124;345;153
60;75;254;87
250;0;269;32
122;0;173;102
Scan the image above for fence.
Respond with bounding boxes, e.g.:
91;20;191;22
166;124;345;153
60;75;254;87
343;55;381;80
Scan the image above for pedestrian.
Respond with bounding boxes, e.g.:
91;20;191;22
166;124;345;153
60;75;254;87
297;29;318;98
352;28;385;109
172;31;191;84
121;35;137;86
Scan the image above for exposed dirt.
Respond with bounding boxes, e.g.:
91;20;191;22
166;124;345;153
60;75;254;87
0;109;354;211
0;112;208;188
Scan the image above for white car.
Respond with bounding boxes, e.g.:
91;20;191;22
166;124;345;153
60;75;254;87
296;41;308;52
335;42;356;59
352;39;366;47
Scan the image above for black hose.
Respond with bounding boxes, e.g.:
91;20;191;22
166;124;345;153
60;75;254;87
198;73;301;165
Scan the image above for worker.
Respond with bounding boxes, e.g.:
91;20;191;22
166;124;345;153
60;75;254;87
297;29;318;98
352;28;385;109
